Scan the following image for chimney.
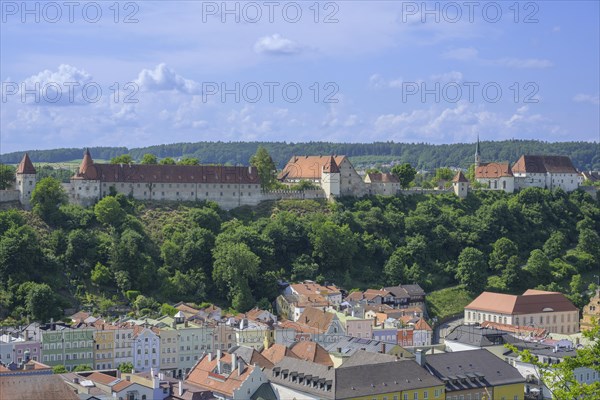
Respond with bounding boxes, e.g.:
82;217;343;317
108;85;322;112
380;343;385;354
217;349;222;374
208;352;213;362
178;380;183;396
153;375;160;389
184;320;188;328
73;377;80;384
237;358;245;377
232;354;237;371
415;349;425;367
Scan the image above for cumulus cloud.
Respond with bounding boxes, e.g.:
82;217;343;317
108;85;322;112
573;93;600;105
18;64;94;105
134;63;200;94
254;34;303;55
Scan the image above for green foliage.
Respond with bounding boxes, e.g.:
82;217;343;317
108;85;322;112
250;146;277;189
543;231;567;260
110;154;134;164
289;180;320;191
73;364;92;372
94;196;126;228
91;263;112;286
488;238;519;271
53;365;68;374
178;157;199;165
506;319;600;399
456;247;487;294
140;153;158;164
160;303;177;316
20;282;60;322
31;177;68;225
525;249;551;284
426;285;474;319
0;164;16;190
118;362;134;373
160;157;176;165
391;163;417;189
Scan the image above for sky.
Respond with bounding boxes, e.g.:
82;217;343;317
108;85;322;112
1;0;599;153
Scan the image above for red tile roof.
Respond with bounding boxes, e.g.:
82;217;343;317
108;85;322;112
466;290;578;315
475;162;513;178
512;155;578;174
278;155;347;180
186;352;255;397
366;173;400;183
72;150;260;184
289;341;334;367
261;344;298;365
323;156;340;173
413;318;432;331
452;171;469;183
16;153;36;174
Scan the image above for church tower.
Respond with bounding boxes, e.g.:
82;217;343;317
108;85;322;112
16;153;37;209
321;156;340;199
475;135;481;167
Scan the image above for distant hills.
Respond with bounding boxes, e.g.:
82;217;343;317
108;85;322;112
1;140;598;170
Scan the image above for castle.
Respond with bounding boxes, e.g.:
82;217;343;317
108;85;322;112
10;144;582;210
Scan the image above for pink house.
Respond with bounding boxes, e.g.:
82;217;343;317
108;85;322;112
346;319;373;339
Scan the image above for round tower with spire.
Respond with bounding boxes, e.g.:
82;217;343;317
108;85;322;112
475;134;481;167
70;149;101;206
15;153;37;209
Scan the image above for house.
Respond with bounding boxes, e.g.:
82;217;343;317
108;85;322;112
229;345;274;369
268;355;445;400
581;289;600;332
185;350;267;400
288;341;333;367
0;374;80;400
132;326;161;373
512;155;580;192
464;290;580;334
293;307;346;345
444;325;521;355
324;336;413;367
480;321;548;341
418;349;525;400
260;343;298;365
40;322;95;371
277;281;342;322
364;172;400;195
382;284;427;309
453;171;470;198
412;318;433;347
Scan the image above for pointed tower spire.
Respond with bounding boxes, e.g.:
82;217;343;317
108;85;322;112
475;135;481;167
16;153;36;175
77;148;97;179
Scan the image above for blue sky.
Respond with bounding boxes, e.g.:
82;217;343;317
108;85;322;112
1;0;599;153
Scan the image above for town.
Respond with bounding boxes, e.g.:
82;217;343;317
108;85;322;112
1;282;599;399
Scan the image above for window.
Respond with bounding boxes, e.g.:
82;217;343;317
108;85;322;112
424;391;428;399
414;393;418;400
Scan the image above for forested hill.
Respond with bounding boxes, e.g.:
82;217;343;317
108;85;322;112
1;140;598;170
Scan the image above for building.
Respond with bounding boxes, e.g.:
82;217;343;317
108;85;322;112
15;153;37;209
444;325;521;355
325;336;412;367
277;281;342;322
364;172;400;195
185;350;268;400
40;323;95;371
412;318;433;347
293;307;346;345
132;326;161;373
581;289;600;332
512;155;580;192
464;290;580;334
418;349;525;400
452;171;469;198
268;356;445;400
0;373;79;400
475;162;515;192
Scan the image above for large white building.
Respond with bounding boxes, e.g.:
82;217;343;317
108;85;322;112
464;290;580;334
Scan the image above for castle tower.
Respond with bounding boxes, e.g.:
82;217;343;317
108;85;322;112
16;153;37;209
321;156;340;199
70;149;101;206
452;171;469;199
475;134;481;167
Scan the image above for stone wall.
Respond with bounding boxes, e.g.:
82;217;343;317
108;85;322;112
0;190;20;203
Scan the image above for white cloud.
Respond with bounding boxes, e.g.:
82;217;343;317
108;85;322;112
493;58;553;69
442;47;478;61
254;34;303;55
573;93;600;105
20;64;94;105
134;63;200;94
430;71;463;83
442;48;552;69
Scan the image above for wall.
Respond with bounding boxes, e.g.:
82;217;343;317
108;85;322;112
493;382;525;400
0;190;20;203
338;158;368;196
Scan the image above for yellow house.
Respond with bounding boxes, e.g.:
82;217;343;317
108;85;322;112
93;322;116;370
418;349;524;400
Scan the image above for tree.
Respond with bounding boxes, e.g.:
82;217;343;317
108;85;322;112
456;247;487;294
432;167;455;183
250;146;277;189
391;163;417;189
178;157;199;165
91;263;112;286
0;164;15;190
94;196;126;228
525;249;551;283
543;231;567;260
30;177;67;225
577;228;600;260
232;279;255;312
73;364;92;372
506;320;600;399
52;365;68;374
140;153;158;164
24;282;60;322
160;303;177;316
212;242;260;292
365;168;381;174
110;154;134;164
489;238;519;271
118;362;134;373
159;157;176;165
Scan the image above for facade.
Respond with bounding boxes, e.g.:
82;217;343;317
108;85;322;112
452;171;469;198
581;289;600;332
512;155;580;192
475;162;515;192
114;324;135;370
464;290;580;334
412;318;433;347
93;323;116;370
40;324;95;371
364;172;400;195
278;281;342;322
133;326;161;372
15;153;37;209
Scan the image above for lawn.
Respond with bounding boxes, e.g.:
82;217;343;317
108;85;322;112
426;285;474;320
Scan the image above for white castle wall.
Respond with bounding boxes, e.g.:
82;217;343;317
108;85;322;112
0;190;21;203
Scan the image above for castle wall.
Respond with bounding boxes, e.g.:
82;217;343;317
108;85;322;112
476;176;514;193
16;173;36;208
367;181;400;196
0;190;21;203
338;158;368;196
69;179;101;207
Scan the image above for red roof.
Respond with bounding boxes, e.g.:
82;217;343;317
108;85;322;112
512;155;578;174
16;153;36;174
278;155;347;180
366;173;400;183
72;150;260;184
452;171;469;183
466;290;578;315
323;156;340;173
475;162;513;178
